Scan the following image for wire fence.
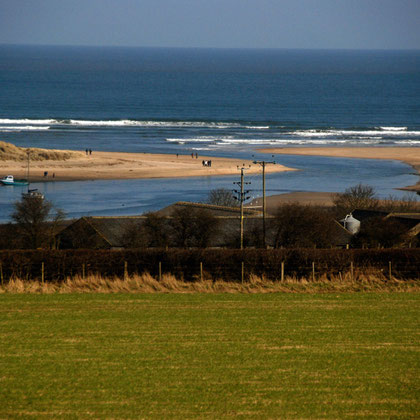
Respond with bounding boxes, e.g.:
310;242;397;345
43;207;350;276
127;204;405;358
0;249;419;283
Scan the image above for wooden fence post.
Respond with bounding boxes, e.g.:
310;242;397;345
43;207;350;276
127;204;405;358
312;262;315;282
159;262;162;282
350;262;354;282
200;262;203;282
82;263;85;279
41;262;45;284
241;261;244;284
124;261;128;281
281;261;284;282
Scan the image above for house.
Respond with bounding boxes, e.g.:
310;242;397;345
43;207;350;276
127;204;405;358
350;209;420;247
55;201;357;249
56;216;146;249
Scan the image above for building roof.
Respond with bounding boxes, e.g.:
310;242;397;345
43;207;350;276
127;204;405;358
155;201;262;217
58;216;145;248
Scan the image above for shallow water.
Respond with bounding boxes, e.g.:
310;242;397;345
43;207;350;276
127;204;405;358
1;154;417;222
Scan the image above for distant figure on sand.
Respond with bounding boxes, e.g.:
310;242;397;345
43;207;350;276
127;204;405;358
85;149;88;155
89;149;92;155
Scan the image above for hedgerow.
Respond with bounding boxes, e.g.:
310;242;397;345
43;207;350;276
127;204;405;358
0;248;419;282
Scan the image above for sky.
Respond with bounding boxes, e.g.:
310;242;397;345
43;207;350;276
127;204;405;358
0;0;419;50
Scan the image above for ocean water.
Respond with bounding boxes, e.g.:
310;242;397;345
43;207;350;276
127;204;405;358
0;46;419;221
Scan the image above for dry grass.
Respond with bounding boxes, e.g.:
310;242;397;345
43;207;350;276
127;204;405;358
0;272;418;294
0;140;82;161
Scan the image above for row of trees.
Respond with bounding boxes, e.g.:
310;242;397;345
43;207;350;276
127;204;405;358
1;184;418;250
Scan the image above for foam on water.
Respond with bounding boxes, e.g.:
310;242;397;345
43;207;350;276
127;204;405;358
0;118;256;129
289;129;420;137
378;126;408;131
0;118;57;125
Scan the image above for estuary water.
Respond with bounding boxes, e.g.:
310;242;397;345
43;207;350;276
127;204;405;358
0;46;419;221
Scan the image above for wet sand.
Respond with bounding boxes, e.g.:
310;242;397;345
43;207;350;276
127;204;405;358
259;147;420;191
1;151;295;181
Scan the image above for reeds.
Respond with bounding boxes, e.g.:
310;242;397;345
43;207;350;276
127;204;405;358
0;272;418;294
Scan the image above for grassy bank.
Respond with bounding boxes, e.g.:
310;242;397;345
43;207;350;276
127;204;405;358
0;293;418;418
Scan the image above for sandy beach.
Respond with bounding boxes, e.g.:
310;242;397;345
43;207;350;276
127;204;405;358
259;147;420;191
0;150;294;181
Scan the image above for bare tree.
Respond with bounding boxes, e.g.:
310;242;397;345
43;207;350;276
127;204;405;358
169;207;219;248
271;203;337;248
12;194;64;249
142;213;170;248
122;213;169;248
333;183;377;216
207;188;238;207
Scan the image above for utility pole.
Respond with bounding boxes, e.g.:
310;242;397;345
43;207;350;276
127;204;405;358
233;167;251;250
253;160;275;248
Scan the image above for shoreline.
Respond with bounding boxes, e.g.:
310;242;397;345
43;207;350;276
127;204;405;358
0;150;295;182
259;146;420;192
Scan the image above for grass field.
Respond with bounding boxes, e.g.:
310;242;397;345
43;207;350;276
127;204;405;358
0;293;418;418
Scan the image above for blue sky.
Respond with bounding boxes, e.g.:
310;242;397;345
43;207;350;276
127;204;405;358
0;0;419;49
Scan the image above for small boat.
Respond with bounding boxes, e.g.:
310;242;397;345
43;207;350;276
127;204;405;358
22;188;44;199
1;175;29;186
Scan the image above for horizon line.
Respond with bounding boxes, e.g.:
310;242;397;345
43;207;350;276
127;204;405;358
1;43;419;53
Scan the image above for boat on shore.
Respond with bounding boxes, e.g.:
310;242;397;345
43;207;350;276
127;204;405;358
1;175;29;186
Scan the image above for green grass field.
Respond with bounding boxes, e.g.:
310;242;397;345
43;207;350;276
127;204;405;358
0;293;419;418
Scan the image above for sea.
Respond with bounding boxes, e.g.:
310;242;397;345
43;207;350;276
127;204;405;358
0;45;419;222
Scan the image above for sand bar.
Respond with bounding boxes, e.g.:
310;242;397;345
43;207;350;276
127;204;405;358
259;147;420;191
0;149;295;182
248;192;336;212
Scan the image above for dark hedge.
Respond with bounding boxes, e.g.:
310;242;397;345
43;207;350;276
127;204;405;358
0;248;419;283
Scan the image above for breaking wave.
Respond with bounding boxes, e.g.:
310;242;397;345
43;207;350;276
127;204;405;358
165;137;420;148
1;118;418;148
0;118;269;130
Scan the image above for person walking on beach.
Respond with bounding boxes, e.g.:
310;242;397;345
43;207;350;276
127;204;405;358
85;149;88;155
89;149;92;155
